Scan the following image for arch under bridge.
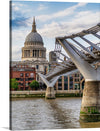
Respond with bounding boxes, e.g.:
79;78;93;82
38;23;100;122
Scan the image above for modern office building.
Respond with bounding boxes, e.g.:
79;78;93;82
49;52;85;91
55;73;85;91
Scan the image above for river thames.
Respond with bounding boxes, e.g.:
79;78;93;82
11;97;100;130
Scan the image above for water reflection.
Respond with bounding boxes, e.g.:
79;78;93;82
11;98;100;130
45;98;80;129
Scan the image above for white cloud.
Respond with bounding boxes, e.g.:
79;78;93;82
12;29;29;42
11;2;100;61
37;2;87;22
38;11;100;38
11;29;31;60
12;2;28;12
14;6;19;11
46;49;50;60
38;4;47;11
12;3;15;6
12;3;20;11
11;45;22;61
12;2;25;7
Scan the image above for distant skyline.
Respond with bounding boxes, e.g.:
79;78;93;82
11;1;100;61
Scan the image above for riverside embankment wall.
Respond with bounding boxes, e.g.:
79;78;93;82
10;90;82;98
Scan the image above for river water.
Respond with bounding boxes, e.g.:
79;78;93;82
11;98;100;130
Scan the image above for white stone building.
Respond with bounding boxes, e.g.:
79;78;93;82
12;17;49;82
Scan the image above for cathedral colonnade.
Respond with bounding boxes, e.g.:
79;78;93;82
22;49;46;58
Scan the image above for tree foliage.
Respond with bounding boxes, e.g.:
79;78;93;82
10;78;19;90
29;80;39;90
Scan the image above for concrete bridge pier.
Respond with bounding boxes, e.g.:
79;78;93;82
80;80;100;122
38;73;59;99
45;87;55;99
58;39;100;122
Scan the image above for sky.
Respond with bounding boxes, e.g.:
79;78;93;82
10;0;100;61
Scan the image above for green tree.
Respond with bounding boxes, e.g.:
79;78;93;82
10;78;19;90
29;80;39;90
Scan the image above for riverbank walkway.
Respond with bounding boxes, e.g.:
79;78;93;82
10;90;82;98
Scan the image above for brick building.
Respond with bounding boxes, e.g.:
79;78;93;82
10;65;36;90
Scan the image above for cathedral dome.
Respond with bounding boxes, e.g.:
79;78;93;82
22;17;46;62
25;32;43;43
25;17;43;43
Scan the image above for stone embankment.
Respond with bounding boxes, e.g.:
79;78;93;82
11;90;82;98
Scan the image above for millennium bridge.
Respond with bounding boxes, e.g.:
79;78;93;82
39;23;100;122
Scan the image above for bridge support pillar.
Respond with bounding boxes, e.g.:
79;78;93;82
45;87;55;99
80;81;100;122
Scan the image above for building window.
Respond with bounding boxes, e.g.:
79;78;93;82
74;83;80;90
70;76;73;81
64;83;68;90
75;74;79;77
20;87;24;90
16;78;20;81
20;78;23;81
20;73;23;77
58;83;62;90
25;87;28;90
19;83;23;86
24;50;30;57
30;73;34;77
25;83;28;86
64;76;68;82
44;66;47;74
25;73;29;77
36;65;39;69
28;78;34;81
75;78;79;82
25;78;28;81
37;75;39;81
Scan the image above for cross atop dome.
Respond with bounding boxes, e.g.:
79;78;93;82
32;16;37;32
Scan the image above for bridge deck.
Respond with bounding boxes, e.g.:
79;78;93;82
45;24;100;81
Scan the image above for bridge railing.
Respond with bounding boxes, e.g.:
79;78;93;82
46;24;100;79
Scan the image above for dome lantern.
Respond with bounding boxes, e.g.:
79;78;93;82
32;17;37;32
